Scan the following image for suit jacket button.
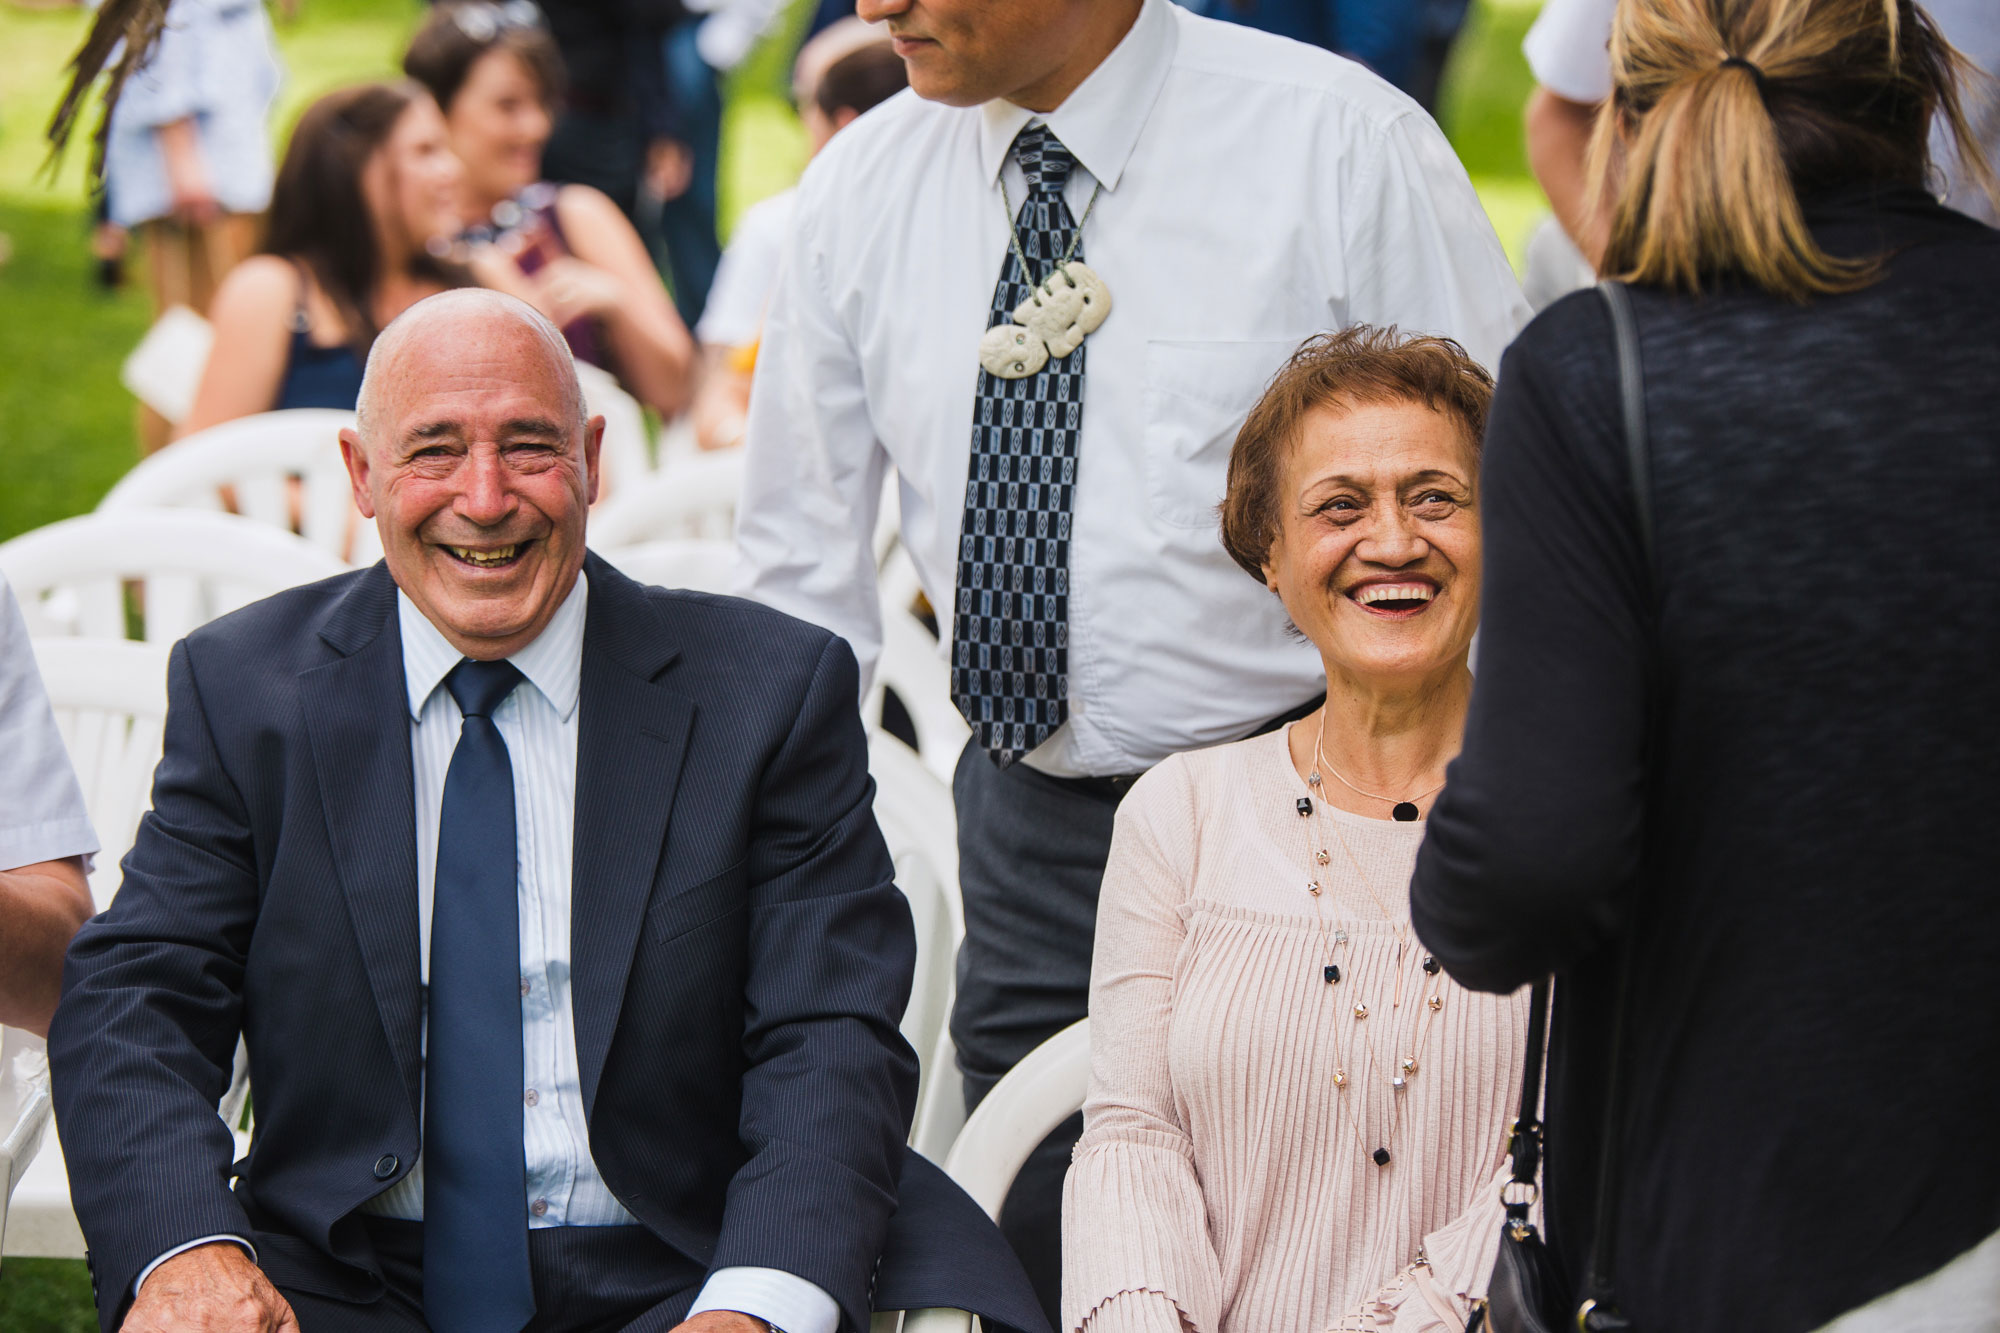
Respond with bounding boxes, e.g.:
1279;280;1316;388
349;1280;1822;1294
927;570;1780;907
373;1154;399;1180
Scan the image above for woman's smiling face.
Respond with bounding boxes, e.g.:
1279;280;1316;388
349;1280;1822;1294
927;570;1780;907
1261;398;1481;688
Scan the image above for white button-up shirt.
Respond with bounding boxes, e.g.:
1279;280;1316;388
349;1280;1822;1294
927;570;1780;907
146;573;834;1333
737;0;1529;776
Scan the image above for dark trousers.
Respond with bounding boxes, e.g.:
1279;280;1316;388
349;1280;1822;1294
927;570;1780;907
950;743;1131;1329
276;1218;704;1333
655;21;724;326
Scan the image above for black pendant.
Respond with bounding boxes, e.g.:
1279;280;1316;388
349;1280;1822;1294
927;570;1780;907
1296;797;1313;817
1392;801;1420;822
1324;964;1341;984
1422;955;1441;975
1372;1147;1392;1167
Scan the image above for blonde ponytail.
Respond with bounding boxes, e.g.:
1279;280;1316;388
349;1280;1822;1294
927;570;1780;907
1589;0;1995;302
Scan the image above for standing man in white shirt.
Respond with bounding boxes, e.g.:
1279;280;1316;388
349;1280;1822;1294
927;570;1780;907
736;0;1526;1311
0;575;97;1037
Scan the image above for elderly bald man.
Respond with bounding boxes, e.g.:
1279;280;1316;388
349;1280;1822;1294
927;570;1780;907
48;290;1042;1333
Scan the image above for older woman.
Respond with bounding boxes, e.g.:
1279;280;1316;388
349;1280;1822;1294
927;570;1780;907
1062;328;1529;1333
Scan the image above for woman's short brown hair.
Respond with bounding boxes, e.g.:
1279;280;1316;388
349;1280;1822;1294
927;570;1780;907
404;1;566;115
1218;326;1494;583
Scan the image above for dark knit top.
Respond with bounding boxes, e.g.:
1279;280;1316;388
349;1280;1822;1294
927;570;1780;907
1412;187;2000;1333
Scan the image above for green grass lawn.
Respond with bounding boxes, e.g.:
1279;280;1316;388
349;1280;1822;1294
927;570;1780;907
0;0;1540;1320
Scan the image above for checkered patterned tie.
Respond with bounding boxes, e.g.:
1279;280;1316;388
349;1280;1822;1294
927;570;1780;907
952;125;1084;768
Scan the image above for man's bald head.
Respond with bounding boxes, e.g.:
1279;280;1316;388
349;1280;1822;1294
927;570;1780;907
355;288;585;445
337;287;605;661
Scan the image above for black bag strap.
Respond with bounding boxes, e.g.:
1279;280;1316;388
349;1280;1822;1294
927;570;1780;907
1496;283;1653;1331
1571;279;1652;1331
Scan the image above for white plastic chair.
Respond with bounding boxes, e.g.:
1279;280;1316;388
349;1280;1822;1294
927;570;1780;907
5;638;250;1260
30;637;171;910
868;732;966;1163
1;511;350;643
576;360;654;495
586;449;745;546
97;409;378;564
0;1043;54;1264
871;605;970;787
885;1021;1093;1333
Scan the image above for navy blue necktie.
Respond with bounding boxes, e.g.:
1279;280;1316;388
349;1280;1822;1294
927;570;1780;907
952;125;1084;767
423;658;535;1333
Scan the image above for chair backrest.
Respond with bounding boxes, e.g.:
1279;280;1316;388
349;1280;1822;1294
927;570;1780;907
2;511;350;644
575;360;654;495
586;449;744;546
0;1045;54;1257
870;606;971;787
940;1020;1091;1219
598;539;738;594
30;637;172;910
867;733;964;1109
97;409;380;564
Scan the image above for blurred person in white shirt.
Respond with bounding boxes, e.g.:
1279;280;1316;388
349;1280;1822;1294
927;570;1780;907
0;576;97;1037
735;0;1527;1316
691;21;905;451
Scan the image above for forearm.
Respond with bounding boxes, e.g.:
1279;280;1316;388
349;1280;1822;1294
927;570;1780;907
601;297;698;417
0;857;91;1035
1526;88;1610;267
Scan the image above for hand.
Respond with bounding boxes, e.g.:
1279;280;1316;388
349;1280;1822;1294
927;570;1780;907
157;118;222;227
646;138;696;202
121;1242;298;1333
670;1313;770;1333
534;256;626;325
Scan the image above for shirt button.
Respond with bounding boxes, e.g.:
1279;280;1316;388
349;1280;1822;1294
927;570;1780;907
523;1088;539;1107
373;1154;399;1180
520;978;531;997
529;1198;549;1218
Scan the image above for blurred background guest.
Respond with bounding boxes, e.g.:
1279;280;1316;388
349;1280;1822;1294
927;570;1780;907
1189;0;1473;112
1412;3;2000;1331
405;0;699;417
691;18;902;451
652;0;795;328
178;82;465;434
534;0;702;317
1065;329;1527;1333
0;574;97;1039
101;0;283;449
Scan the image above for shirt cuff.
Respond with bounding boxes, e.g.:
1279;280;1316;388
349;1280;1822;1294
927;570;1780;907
135;1235;258;1297
688;1266;840;1333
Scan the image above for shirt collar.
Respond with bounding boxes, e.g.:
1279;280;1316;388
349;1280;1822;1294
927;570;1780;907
397;569;589;723
976;0;1178;191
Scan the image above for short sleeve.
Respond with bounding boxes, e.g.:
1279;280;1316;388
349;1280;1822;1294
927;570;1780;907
1521;0;1618;104
0;576;99;869
698;191;796;347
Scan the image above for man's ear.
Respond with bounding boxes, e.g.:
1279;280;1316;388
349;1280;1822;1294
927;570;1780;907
338;428;378;520
582;416;606;507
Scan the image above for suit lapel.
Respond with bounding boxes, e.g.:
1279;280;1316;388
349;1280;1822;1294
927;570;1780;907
300;565;424;1121
570;556;690;1116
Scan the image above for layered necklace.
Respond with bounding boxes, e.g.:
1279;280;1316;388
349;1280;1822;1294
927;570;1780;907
1293;713;1447;1169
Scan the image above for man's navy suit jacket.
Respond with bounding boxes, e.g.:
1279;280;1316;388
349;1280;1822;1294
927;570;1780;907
49;555;1042;1333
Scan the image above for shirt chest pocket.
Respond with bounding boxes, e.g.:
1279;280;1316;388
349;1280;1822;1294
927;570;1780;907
1143;338;1310;531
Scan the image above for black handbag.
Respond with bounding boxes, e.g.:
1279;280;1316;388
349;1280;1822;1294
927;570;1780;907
1468;281;1653;1333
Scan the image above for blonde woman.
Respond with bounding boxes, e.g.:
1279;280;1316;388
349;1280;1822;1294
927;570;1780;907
1412;2;2000;1332
1063;329;1530;1333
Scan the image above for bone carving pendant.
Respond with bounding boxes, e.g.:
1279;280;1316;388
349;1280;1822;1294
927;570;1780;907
1014;262;1112;359
977;323;1050;380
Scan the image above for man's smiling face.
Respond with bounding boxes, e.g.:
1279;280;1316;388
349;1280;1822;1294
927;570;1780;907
341;292;604;660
